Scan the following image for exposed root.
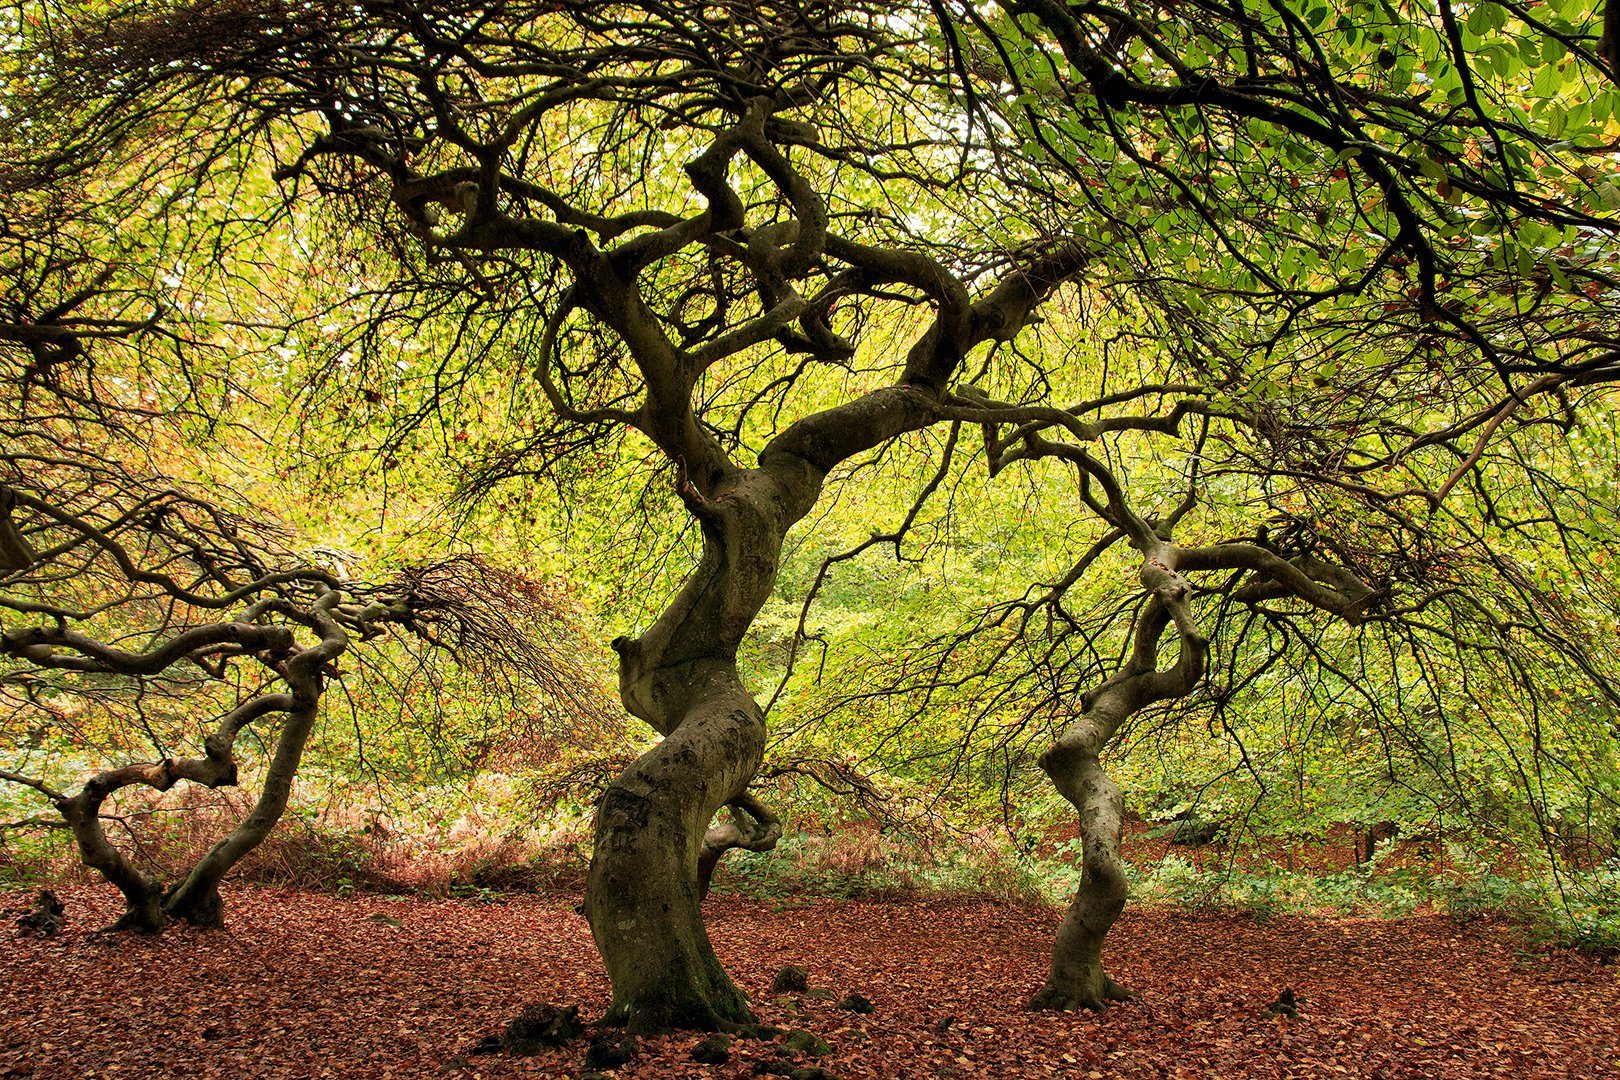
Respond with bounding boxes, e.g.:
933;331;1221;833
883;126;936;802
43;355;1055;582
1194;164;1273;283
165;886;225;929
99;909;165;935
1026;974;1136;1013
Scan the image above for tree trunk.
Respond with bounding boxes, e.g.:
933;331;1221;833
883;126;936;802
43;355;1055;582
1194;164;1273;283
107;889;167;935
163;702;320;926
1028;733;1135;1010
57;785;167;934
1031;557;1207;1011
586;662;764;1032
165;598;345;926
584;473;798;1033
578;388;976;1030
1024;536;1378;1008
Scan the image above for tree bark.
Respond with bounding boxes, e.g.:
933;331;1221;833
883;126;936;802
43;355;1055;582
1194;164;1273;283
697;793;781;899
164;594;346;926
563;148;1084;1028
0;484;36;574
1028;529;1376;1009
584;465;803;1032
1028;724;1136;1010
579;341;1073;1032
12;599;349;934
161;703;317;926
586;660;765;1032
56;782;167;934
578;382;931;1030
1031;550;1207;1011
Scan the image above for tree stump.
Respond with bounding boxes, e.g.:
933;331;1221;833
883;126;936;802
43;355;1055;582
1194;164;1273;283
17;890;63;937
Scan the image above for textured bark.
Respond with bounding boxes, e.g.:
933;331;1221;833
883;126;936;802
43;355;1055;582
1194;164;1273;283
52;714;263;932
48;693;275;932
582;350;1077;1033
1028;729;1137;1010
56;783;167;934
165;598;346;926
585;662;766;1032
584;464;802;1032
581;389;961;1029
0;484;36;573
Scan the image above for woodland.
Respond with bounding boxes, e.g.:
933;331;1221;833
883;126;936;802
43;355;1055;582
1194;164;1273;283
3;0;1620;1076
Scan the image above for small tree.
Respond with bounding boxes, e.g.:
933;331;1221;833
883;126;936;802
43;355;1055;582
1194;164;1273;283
789;0;1620;1006
0;179;598;932
0;442;591;931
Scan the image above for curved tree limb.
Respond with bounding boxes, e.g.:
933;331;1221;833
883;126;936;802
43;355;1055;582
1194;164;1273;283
696;792;783;899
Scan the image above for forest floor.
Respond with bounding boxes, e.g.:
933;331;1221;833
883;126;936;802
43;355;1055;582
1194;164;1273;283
2;885;1617;1079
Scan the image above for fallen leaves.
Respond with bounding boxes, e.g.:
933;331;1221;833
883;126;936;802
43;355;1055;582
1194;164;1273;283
1;887;1617;1078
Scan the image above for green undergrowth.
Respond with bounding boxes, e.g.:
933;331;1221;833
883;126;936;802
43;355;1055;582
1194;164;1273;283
713;827;1620;955
1078;841;1620;956
713;826;1049;905
7;787;1618;956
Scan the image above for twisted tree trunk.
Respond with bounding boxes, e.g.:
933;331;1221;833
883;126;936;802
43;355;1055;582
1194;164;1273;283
50;706;271;935
584;466;806;1032
164;595;348;926
1030;734;1136;1009
56;779;167;934
1028;533;1378;1009
1030;554;1206;1011
557;112;1082;1026
580;386;952;1031
585;660;767;1031
5;603;348;933
160;701;315;926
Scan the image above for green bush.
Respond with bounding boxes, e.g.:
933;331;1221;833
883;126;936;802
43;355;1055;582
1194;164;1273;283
716;824;1048;905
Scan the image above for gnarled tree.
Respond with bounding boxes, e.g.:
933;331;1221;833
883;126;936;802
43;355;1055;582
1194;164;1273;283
8;0;1620;1032
0;153;598;934
775;0;1620;1009
0;438;592;931
9;0;1098;1027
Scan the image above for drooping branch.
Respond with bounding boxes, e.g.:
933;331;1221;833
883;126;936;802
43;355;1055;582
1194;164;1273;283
697;793;783;899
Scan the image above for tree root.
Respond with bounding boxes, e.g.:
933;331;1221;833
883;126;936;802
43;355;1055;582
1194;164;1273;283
98;907;165;935
1026;974;1136;1013
163;882;225;928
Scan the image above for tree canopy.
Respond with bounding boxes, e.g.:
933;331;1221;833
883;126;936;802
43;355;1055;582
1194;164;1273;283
2;0;1619;1035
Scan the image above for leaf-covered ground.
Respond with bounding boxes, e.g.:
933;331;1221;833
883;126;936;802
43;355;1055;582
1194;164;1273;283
3;886;1617;1079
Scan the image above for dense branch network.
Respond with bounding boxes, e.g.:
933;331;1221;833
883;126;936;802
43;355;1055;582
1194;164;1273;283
4;0;1619;1026
0;378;598;930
